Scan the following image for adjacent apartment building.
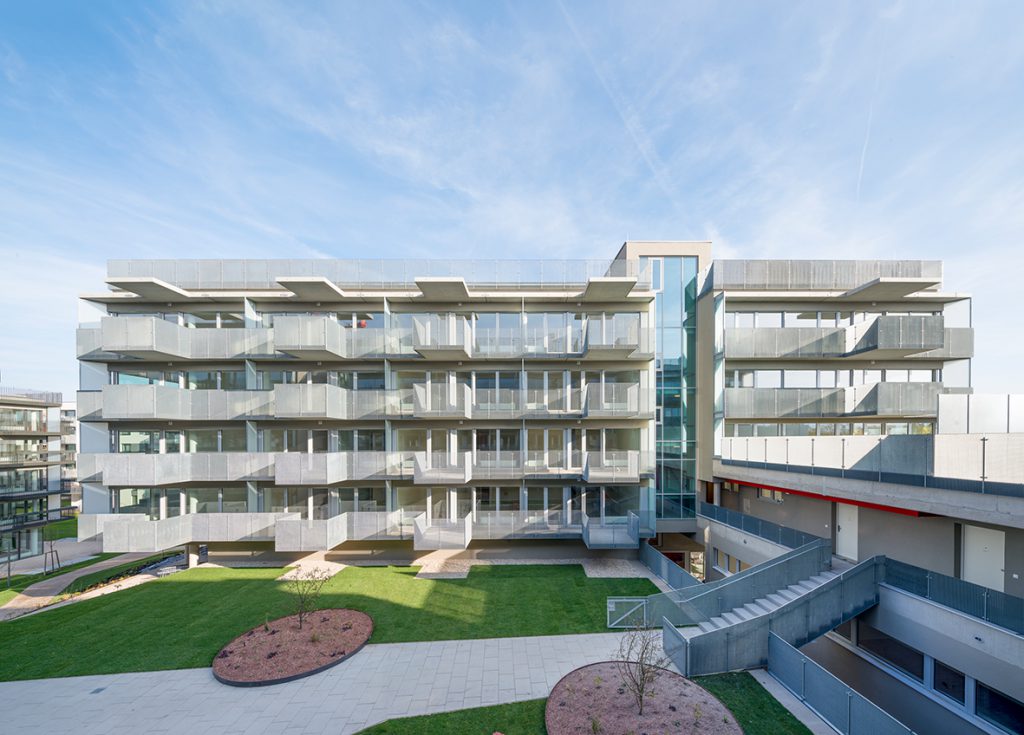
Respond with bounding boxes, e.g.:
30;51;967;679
0;388;64;561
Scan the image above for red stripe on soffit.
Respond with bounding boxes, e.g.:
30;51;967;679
725;478;926;517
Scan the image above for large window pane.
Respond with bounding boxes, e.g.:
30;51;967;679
857;622;924;680
932;661;965;705
977;682;1024;734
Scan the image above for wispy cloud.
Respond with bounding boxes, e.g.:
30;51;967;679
0;1;1020;395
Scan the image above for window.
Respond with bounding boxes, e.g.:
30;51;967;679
755;370;782;388
756;312;782;328
783;370;816;388
976;682;1024;734
757;488;784;503
857;622;924;681
932;661;965;705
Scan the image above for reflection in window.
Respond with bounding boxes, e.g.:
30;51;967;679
977;682;1024;734
932;661;965;705
857;622;924;681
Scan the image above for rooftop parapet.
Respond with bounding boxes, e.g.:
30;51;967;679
106;257;652;292
711;259;943;293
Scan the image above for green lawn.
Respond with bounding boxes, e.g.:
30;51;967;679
0;553;120;607
0;564;656;681
358;699;547;735
355;673;811;735
43;515;78;541
58;551;179;597
695;672;811;735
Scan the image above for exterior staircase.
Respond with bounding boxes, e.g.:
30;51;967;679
694;571;838;634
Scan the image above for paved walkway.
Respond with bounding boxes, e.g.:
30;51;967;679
6;538;104;575
0;553;151;622
0;631;649;735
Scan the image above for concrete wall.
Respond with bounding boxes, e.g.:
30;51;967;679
857;507;955;576
723;484;832;539
724;479;1024;594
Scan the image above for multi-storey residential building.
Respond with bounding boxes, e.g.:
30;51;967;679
74;247;1024;734
60;402;80;505
76;250;699;555
0;388;64;561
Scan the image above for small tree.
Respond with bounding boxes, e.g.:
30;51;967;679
614;625;669;716
285;568;331;630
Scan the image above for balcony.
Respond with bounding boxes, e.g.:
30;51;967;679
472;389;521;419
0;449;61;468
471;510;580;540
412;512;471;550
84;317;275;361
582;450;642;484
77;452;275;486
79;386;274;422
412;451;472;484
412;383;471;419
273;316;385;360
472;328;523;359
583;322;654;360
523;450;580;479
726;387;848;419
581;510;653;549
85;512;298;552
583;383;649;418
274;510;409;551
472;451;524;481
412;317;472;360
846;382;943;417
725;328;847;359
522;329;580;357
273;451;388;485
273;384;389;420
849;315;945;356
522;389;584;418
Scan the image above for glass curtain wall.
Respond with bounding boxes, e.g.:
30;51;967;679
642;255;699;518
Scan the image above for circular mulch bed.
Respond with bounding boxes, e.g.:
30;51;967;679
545;661;742;735
212;609;373;687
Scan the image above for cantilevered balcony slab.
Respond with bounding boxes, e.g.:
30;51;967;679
412;317;472;360
415;277;471;302
77;452;275;486
579;276;639;302
106;276;192;302
276;276;347;301
413;451;472;485
273;451;388;485
837;276;941;301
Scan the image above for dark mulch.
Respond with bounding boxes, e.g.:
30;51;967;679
212;608;372;686
545;661;742;735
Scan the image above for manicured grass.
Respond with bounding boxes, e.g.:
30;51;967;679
0;564;656;681
0;553;120;607
43;515;78;541
695;672;811;735
58;551;179;597
357;698;547;734
355;673;812;734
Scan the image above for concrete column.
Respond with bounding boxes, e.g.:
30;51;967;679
186;543;199;568
307;488;314;520
179;489;187;517
247;481;259;512
158;492;168;520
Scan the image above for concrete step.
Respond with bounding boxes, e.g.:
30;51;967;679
776;589;799;603
752;597;778;613
721;611;742;625
766;592;789;607
744;601;771;616
732;606;756;621
709;616;728;629
789;582;813;595
697;620;718;634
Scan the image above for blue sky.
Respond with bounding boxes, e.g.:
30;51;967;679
1;1;1022;398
